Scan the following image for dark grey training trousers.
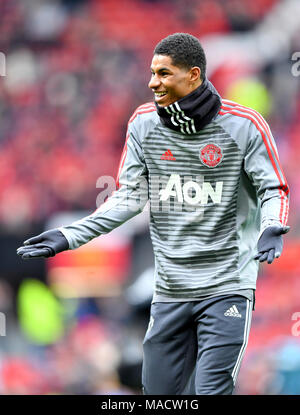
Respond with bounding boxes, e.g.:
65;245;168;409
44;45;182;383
142;295;253;395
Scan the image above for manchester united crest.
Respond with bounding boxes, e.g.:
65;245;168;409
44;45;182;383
200;143;223;168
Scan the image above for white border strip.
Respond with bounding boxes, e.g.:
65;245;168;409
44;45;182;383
231;299;252;384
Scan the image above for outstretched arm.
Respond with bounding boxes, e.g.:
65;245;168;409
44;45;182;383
17;116;148;259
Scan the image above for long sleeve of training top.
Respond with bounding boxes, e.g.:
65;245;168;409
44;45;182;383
59;108;150;250
243;112;289;232
219;99;289;233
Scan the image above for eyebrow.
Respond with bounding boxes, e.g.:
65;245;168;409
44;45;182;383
150;67;171;73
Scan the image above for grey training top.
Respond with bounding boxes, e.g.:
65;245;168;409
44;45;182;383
59;99;289;302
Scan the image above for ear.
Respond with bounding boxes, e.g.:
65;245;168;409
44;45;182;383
189;67;201;83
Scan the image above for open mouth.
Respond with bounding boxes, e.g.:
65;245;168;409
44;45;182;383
154;91;168;103
154;91;167;98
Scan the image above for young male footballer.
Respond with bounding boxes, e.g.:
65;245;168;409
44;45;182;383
17;33;290;395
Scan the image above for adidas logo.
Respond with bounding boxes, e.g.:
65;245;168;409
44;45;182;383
224;305;242;318
160;149;176;161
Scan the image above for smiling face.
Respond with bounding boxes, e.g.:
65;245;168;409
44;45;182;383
148;54;202;107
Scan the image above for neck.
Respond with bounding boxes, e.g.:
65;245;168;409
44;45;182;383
189;79;203;95
155;78;221;134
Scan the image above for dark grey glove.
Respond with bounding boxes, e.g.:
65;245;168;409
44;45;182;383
254;225;290;264
17;229;69;259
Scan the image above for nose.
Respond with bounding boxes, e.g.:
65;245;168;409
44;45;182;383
148;74;160;89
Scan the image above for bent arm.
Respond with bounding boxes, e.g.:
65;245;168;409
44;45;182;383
244;119;290;235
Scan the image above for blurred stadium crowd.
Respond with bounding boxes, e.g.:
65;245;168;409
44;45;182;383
0;0;300;395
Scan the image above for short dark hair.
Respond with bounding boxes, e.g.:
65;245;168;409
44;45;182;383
154;33;206;80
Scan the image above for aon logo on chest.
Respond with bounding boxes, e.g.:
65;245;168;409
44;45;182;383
159;174;223;205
